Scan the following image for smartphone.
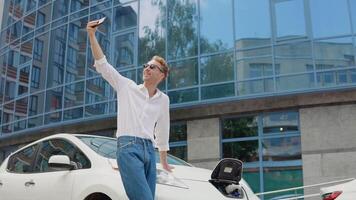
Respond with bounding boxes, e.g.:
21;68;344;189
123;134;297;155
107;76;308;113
92;17;106;28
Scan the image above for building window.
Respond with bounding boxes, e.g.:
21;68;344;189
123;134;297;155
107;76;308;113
29;95;38;116
221;111;302;199
31;66;41;89
34;39;44;61
169;122;188;161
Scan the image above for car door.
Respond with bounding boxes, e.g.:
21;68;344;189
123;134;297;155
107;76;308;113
0;144;39;200
29;138;90;200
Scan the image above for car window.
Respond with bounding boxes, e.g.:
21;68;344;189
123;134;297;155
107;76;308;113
7;144;39;173
33;139;91;173
77;136;191;166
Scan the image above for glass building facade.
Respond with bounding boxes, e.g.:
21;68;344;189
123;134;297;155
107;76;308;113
0;0;356;199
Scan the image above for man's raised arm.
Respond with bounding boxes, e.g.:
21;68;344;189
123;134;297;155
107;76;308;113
86;20;130;91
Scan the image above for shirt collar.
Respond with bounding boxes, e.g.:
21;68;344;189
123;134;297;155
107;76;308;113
138;84;162;99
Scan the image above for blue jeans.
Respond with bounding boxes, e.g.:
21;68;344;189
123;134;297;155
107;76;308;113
116;136;156;200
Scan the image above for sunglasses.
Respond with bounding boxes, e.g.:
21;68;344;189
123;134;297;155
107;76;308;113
143;63;164;73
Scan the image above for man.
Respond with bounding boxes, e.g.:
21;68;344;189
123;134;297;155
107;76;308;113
87;19;173;200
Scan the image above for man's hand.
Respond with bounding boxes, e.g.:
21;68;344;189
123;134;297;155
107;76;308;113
159;151;174;172
86;20;99;36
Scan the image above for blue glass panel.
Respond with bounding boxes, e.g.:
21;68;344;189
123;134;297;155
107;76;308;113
237;58;273;81
66;17;88;83
200;53;234;84
64;107;83;120
64;81;84;108
113;2;138;32
223;140;259;163
45;87;63;112
70;0;89;12
31;32;49;93
167;0;198;59
276;73;314;91
274;0;306;40
44;111;62;124
235;0;271;49
85;102;108;117
201;83;234;100
47;25;67;88
263;112;299;134
28;115;43;128
29;92;44;116
138;0;165;64
52;0;69;20
314;37;355;69
238;78;274;95
168;58;198;89
310;0;351;38
168;88;198;104
36;3;51;28
85;77;114;104
114;32;136;68
200;0;233;54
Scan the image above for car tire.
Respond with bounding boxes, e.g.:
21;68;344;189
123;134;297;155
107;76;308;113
84;193;112;200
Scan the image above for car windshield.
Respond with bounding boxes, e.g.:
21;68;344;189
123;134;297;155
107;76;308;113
77;136;191;166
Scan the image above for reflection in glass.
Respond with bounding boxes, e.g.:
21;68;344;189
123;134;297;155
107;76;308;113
86;78;113;104
263;112;298;134
67;17;88;82
351;1;356;33
52;0;69;20
169;146;187;161
237;58;273;80
36;3;52;28
20;40;33;64
200;53;234;84
64;107;83;120
10;21;22;44
275;41;312;58
170;123;187;142
45;87;63;112
243;168;261;193
168;59;198;89
113;2;138;32
29;92;44;116
13;0;26;18
238;78;274;95
3;102;14;124
275;58;313;75
167;0;198;59
314;37;355;69
222;140;259;163
114;32;135;68
222;116;258;139
138;0;165;65
44;111;62;124
14;119;26;131
200;0;233;54
274;0;306;40
65;81;84;108
120;69;136;82
317;69;356;87
276;73;314;91
28;115;43;128
32;33;48;93
22;12;36;36
17;65;30;96
71;0;89;12
235;0;271;49
201;83;234;100
262;137;301;161
85;102;108;117
263;166;303;199
14;97;28;122
168;88;198;104
310;0;351;38
47;25;67;88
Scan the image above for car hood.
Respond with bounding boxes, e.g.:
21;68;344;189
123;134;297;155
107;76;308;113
321;179;356;194
108;158;211;182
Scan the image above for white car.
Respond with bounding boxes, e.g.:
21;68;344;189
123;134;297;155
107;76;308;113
0;133;259;200
320;179;356;200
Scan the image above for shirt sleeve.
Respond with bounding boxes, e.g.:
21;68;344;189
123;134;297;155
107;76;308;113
94;56;131;91
154;96;170;151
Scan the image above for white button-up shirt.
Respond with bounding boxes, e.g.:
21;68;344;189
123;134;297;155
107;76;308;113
94;56;170;151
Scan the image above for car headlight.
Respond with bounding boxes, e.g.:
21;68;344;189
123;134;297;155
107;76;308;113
156;169;189;189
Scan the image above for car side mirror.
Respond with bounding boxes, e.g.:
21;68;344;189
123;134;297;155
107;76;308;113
48;155;77;170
